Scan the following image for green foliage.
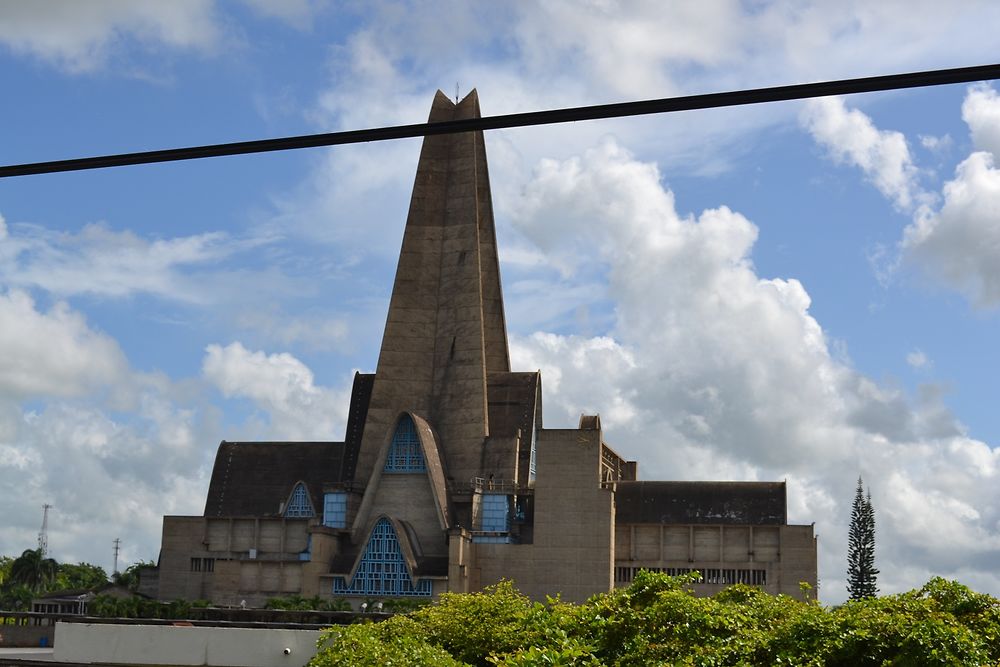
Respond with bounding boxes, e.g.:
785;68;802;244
8;549;58;593
264;594;351;611
112;560;156;592
313;616;464;666
55;562;109;591
0;556;12;586
847;476;879;600
307;572;1000;667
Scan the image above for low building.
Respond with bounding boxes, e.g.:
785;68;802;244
156;90;817;607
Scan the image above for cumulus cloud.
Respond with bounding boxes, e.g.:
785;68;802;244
202;342;348;440
963;84;1000;159
896;86;1000;307
0;293;214;566
803;97;926;211
0;289;127;399
0;0;221;72
804;88;1000;309
509;141;1000;601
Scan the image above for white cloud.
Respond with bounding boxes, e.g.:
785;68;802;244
963;84;1000;160
0;293;214;567
0;219;280;304
202;342;348;440
906;349;929;369
0;289;127;399
0;0;221;72
903;150;1000;307
509;141;1000;601
803;97;926;211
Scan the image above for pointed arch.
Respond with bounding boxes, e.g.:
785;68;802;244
283;481;315;518
383;414;426;472
332;517;432;597
350;412;452;541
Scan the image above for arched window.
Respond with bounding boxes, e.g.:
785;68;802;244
383;415;427;473
284;482;315;518
332;518;432;596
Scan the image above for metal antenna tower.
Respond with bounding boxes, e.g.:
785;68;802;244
112;538;121;575
38;504;52;556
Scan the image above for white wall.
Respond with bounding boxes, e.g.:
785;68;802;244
54;623;321;667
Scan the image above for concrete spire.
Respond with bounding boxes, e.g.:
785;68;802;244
351;89;509;492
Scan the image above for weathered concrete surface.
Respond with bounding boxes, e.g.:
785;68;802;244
54;622;320;667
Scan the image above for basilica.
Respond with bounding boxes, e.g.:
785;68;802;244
155;90;817;606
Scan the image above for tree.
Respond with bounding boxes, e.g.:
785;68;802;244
847;476;879;600
9;548;58;593
55;562;109;591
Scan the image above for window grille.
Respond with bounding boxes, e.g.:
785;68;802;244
481;494;510;532
383;415;426;473
613;566;766;586
529;424;537;481
323;492;348;528
284;482;315;518
332;518;432;597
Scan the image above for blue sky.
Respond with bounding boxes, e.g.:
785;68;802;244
1;1;1000;603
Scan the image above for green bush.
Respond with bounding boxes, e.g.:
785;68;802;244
307;572;1000;667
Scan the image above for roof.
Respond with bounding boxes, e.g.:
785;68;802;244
615;481;787;525
339;372;374;482
204;441;344;517
487;372;538;438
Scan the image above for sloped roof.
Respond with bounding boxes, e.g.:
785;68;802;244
615;481;787;525
204;441;344;517
487;371;538;438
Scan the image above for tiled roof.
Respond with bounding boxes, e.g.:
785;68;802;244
203;441;344;517
615;481;787;525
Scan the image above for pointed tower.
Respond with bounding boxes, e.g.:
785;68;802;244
348;90;510;495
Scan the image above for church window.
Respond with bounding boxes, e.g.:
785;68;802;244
383;415;426;473
323;492;348;528
332;518;432;597
481;494;510;532
284;482;315;518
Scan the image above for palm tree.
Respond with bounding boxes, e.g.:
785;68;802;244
9;549;58;593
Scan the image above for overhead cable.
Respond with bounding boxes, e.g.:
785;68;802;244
2;63;999;178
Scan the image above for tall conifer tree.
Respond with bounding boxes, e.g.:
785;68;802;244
847;476;879;599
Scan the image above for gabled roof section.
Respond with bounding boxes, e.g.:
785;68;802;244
339;372;374;482
615;481;787;525
487;371;539;438
204;441;344;517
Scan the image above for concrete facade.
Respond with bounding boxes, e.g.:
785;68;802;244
155;90;818;607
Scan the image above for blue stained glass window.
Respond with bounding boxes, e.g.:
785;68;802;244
332;518;432;597
383;415;426;473
284;482;315;518
324;492;348;528
481;494;510;532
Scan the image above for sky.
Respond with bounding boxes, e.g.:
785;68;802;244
1;1;999;604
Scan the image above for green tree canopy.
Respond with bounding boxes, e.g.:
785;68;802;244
848;476;879;600
9;549;58;593
55;562;109;591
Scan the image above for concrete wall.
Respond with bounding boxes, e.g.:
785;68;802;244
475;428;615;603
159;516;324;607
614;523;818;599
54;623;321;667
0;623;53;648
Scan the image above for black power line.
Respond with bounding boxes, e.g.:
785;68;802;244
3;63;1000;179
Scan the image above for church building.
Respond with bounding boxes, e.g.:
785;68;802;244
155;90;818;606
